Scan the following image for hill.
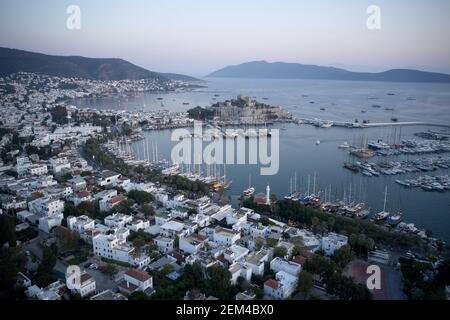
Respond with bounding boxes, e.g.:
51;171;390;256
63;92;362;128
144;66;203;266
207;61;450;83
0;47;197;81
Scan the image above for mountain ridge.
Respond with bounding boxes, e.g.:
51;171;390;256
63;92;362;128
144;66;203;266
0;47;200;82
207;61;450;83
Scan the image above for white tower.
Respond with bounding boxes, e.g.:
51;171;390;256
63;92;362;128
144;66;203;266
266;184;271;205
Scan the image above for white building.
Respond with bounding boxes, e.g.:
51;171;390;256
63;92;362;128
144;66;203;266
28;163;48;176
70;272;96;298
104;213;133;228
321;232;348;256
92;234;150;268
270;257;302;276
224;245;249;264
229;262;252;285
67;215;95;234
179;233;208;254
160;220;190;238
39;213;64;233
48;157;71;174
213;226;241;246
98;170;121;187
71;190;92;206
264;271;297;300
154;236;175;253
28;197;64;216
118;268;154;296
127;219;150;232
245;249;270;276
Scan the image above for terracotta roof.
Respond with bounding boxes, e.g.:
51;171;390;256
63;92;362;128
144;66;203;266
292;255;306;265
76;191;90;198
254;195;267;205
264;278;279;290
125;268;152;282
118;280;138;293
80;272;93;284
111;195;127;205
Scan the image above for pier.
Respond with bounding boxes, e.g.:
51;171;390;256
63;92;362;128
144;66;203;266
295;117;450;129
362;121;450;128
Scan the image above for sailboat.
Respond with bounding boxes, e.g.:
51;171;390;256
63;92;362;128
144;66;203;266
373;186;403;224
373;186;391;221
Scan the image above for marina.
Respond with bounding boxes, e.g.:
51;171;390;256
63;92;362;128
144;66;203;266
76;77;450;242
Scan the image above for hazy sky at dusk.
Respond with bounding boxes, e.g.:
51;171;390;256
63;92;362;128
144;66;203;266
1;0;450;76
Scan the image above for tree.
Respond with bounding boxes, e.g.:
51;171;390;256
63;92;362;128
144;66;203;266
349;234;375;257
50;106;68;125
304;255;335;281
0;215;17;247
40;247;57;274
35;247;57;287
266;238;278;248
128;190;154;205
63;202;78;218
0;247;24;298
273;246;287;258
184;262;204;290
141;204;155;217
297;271;314;299
254;237;264;251
101;263;117;278
292;244;304;257
332;245;354;268
207;265;231;299
160;264;175;277
62;228;80;251
77;201;99;219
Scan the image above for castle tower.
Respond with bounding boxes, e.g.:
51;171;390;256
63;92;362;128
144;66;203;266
266;184;270;205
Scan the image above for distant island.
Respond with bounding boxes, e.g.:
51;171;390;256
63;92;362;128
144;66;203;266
207;60;450;83
0;47;202;82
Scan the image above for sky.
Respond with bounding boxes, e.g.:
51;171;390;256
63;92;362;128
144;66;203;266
1;0;450;76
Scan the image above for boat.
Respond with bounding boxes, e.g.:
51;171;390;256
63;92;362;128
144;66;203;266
395;179;411;187
391;117;399;122
387;213;403;225
321;121;333;128
242;187;255;198
339;141;350;149
373;186;402;223
343;162;359;172
361;170;373;177
183;102;190;105
157;97;163;100
350;148;375;158
320;107;326;111
374;211;390;221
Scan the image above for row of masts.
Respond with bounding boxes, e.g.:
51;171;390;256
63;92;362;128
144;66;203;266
134;139;160;163
288;171;370;205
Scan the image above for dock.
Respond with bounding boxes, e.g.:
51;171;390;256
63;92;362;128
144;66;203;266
295;117;450;129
